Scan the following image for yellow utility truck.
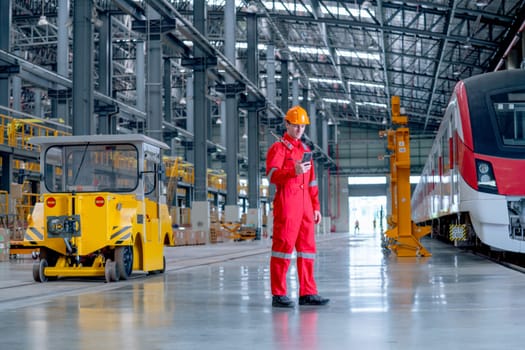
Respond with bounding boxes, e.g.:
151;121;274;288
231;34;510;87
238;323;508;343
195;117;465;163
25;134;172;282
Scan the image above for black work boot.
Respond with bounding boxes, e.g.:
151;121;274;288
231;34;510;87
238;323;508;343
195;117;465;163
272;295;295;308
298;294;330;306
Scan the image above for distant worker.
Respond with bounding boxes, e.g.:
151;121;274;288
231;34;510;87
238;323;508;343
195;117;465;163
373;218;377;233
354;219;360;234
266;105;329;308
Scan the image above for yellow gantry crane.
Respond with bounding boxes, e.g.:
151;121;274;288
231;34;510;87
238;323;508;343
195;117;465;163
381;96;431;257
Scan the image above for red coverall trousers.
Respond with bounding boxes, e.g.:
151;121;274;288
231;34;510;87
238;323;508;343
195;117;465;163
266;133;320;297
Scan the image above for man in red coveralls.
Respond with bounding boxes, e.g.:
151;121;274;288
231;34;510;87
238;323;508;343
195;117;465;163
266;105;329;308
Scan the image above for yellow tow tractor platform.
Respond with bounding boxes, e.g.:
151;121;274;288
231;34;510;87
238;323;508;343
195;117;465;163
25;134;172;282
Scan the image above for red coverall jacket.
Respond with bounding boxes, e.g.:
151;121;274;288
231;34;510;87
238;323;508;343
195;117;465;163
266;132;320;297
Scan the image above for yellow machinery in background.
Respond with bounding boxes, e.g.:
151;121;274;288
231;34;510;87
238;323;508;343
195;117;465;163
382;96;431;257
25;134;172;282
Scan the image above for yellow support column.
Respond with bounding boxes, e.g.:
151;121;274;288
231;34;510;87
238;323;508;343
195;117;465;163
383;96;431;257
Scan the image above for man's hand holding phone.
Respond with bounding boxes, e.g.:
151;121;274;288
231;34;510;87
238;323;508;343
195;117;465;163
295;152;312;175
301;152;312;163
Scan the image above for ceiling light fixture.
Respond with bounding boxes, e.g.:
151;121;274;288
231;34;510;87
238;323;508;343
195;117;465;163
362;1;372;10
38;15;49;26
475;0;489;7
462;41;473;50
37;1;48;26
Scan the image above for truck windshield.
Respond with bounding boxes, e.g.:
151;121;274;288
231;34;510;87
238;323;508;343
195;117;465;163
44;143;139;193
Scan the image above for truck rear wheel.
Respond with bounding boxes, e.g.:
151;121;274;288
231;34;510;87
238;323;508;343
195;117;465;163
115;246;133;280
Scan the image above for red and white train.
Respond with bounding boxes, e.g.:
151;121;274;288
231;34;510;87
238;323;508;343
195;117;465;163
412;69;525;253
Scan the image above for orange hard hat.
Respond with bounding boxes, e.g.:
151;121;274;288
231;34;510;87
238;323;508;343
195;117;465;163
285;105;310;125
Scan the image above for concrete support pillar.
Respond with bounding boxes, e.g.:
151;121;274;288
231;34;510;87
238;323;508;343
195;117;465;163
265;42;277;236
331;175;349;233
320;118;330;231
97;10;113;134
308;99;317;144
0;153;13;192
145;8;163;142
136;41;146;112
224;0;240;222
191;0;210;241
163;58;173;124
245;12;261;237
280;57;289;112
0;0;11;110
56;0;69;122
11;69;21;112
72;0;94;135
34;89;42;118
185;75;194;162
292;74;299;106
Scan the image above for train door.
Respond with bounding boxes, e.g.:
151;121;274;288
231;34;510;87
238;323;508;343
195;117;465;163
449;102;459;212
442;118;453;214
431;146;440;218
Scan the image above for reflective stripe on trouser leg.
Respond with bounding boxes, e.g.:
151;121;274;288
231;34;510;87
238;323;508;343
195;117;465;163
297;252;318;296
271;251;293;296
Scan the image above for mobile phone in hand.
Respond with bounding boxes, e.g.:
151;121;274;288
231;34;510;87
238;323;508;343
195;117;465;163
301;152;312;163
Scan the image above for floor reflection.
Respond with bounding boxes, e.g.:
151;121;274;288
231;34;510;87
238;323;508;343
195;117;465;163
23;278;175;350
272;308;319;349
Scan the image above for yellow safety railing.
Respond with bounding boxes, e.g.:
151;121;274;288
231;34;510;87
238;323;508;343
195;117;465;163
0;113;70;152
208;169;226;192
16;192;40;226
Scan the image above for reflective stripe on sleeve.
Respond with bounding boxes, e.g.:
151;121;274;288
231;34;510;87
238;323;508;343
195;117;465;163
268;168;277;182
271;250;293;259
309;179;318;187
297;252;316;259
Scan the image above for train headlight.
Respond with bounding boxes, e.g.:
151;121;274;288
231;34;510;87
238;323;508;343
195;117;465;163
475;159;497;193
478;162;489;174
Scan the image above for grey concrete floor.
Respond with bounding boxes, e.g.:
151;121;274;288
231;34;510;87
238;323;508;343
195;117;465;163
0;232;524;350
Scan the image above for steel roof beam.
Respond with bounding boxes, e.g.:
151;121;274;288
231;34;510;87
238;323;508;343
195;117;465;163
0;48;146;119
271;14;499;49
423;0;457;131
377;0;391;119
144;0;283;117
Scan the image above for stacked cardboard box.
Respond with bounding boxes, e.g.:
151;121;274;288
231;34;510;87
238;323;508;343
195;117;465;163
180;208;191;227
170;207;180;227
193;230;206;245
172;229;186;246
210;223;225;243
210;205;220;224
171;228;207;246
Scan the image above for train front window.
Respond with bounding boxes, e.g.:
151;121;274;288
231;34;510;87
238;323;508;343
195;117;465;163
44;144;139;193
493;92;525;146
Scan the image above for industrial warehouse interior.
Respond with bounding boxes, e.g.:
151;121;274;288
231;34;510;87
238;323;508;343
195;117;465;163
1;1;525;349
